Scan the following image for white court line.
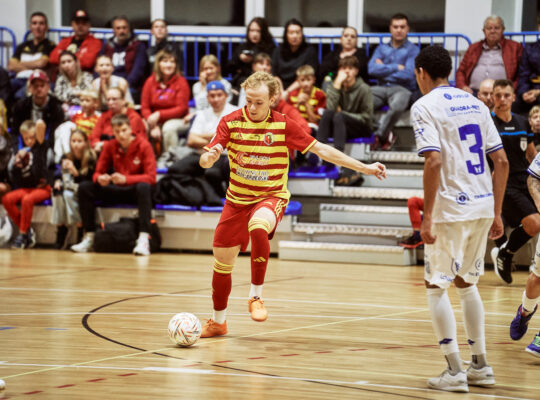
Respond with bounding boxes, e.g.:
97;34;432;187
0;362;533;400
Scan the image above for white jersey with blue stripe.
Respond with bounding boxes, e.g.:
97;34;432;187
411;85;503;223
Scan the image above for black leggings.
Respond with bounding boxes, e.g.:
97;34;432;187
316;109;371;152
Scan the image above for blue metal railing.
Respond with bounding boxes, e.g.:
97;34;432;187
504;31;540;44
25;28;472;83
0;26;17;68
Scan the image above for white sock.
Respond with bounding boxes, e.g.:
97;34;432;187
213;309;226;324
85;232;95;242
427;288;459;355
138;232;150;240
249;284;263;298
522;290;539;313
457;285;486;358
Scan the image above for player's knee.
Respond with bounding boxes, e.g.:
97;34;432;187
213;258;234;275
454;275;473;288
248;217;271;234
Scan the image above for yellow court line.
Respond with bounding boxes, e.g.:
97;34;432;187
0;295;514;381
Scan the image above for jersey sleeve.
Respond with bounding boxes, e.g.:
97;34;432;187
204;117;230;152
284;115;317;154
484;111;503;154
528;153;540;180
411;103;440;156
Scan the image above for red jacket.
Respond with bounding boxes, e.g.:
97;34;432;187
49;34;102;71
90;108;147;147
94;136;156;185
141;73;190;123
274;100;311;134
456;38;522;89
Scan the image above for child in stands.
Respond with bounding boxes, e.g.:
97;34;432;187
51;128;96;249
92;55;133;111
286;65;326;125
2;120;51;249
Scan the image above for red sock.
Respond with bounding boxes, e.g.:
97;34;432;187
407;197;424;231
250;228;270;285
212;259;233;311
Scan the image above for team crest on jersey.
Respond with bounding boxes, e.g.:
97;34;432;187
263;132;274;146
521;137;527;151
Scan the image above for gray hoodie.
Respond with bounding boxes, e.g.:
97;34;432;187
325;77;373;130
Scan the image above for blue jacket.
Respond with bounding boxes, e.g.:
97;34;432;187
517;40;540;97
368;39;419;91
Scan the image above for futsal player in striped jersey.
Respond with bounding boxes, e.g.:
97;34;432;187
199;71;386;337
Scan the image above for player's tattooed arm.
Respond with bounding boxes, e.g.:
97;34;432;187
527;175;540;212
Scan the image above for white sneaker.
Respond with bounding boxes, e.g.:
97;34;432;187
467;365;495;387
0;378;5;390
71;233;94;253
427;369;468;392
133;236;150;256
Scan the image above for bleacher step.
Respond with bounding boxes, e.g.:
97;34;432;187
292;222;410;246
332;187;423;200
362;168;422;189
278;241;416;266
320;204;412;226
368;151;423;164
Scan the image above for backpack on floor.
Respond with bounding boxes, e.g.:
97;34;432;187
94;217;161;253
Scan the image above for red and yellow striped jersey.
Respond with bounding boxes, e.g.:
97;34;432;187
205;107;317;205
287;86;326;122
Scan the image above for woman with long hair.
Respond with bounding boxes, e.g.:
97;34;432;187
193;54;232;110
54;50;93;111
141;49;190;157
272;18;318;93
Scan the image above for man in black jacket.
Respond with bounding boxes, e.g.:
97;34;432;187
10;70;64;153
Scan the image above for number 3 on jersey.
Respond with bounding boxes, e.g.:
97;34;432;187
458;124;484;175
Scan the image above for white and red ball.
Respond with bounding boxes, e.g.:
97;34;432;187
167;312;202;347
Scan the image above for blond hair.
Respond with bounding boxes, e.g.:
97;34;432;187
80;88;99;99
296;65;315;77
20;120;36;134
530;105;540;118
199;54;223;80
241;71;279;98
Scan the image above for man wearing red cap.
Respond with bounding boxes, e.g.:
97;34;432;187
49;10;102;72
11;70;64;152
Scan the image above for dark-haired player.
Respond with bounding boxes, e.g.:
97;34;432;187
413;45;508;392
490;79;538;284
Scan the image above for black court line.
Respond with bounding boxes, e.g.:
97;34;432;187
81;283;432;399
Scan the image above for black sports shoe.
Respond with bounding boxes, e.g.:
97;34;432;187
491;245;513;284
54;225;68;249
399;232;424;249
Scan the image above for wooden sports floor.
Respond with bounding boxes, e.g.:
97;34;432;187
0;249;539;399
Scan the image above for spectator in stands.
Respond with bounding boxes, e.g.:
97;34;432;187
477;78;495;110
3;120;51;249
491;79;538;285
146;19;183;73
238;52;273;108
101;16;148;103
0;68;11;111
273;18;318;93
227;17;275;89
9;12;55;100
0;103;12;200
89;87;146;153
514;17;540;114
193;55;232;111
54;89;100;161
92;55;133;111
72;113;156;256
181;80;238;197
141;49;190;158
368;13;419;150
319;26;369;89
11;70;65;153
531;105;540;150
317;56;373;183
456;15;522;95
54;51;93;111
399;196;424;248
286;65;326;126
52;128;96;249
49;10;102;73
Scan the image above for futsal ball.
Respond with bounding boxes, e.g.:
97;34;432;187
168;312;202;347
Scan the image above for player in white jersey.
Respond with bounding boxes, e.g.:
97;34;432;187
508;153;540;357
412;46;509;393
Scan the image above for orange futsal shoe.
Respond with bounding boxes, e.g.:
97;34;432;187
248;296;268;322
200;319;228;338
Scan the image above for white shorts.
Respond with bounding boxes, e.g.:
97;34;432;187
532;243;540;278
424;218;492;289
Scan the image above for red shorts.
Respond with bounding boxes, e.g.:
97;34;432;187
213;198;288;251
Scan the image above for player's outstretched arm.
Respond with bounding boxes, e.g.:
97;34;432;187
200;144;223;169
309;141;386;180
488;148;509;239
